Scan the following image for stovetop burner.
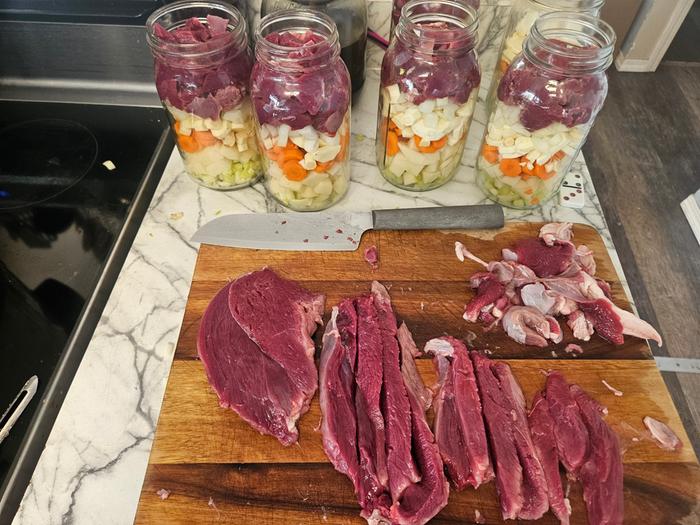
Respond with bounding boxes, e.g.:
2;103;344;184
0;119;98;210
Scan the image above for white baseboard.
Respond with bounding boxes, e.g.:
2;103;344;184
615;55;655;72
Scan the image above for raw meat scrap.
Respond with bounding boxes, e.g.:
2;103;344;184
501;306;562;348
643;416;683;451
572;385;624;525
355;295;390;508
539;222;573;246
372;281;420;500
492;362;548;520
365;245;379;269
545;372;589;474
471;351;524;520
392;329;450;525
319;301;361;489
528;392;571;525
567;310;594;341
198;282;304;445
510;237;575;277
228;268;324;411
425;337;493;490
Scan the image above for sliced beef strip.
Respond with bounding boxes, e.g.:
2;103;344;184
397;323;433;412
572;385;624;525
425;337;493;490
355;295;390;506
391;326;450;525
471;351;524;520
529;391;571;525
197;283;302;446
372;282;420;501
545;371;590;475
228;268;324;411
492;362;549;520
319;300;361;490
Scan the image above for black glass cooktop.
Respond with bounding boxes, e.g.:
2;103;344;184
0;100;171;520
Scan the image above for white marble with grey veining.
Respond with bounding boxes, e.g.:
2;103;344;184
11;2;631;524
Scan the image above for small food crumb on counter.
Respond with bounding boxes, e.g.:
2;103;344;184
156;488;170;500
644;416;683;451
102;160;116;170
169;211;184;221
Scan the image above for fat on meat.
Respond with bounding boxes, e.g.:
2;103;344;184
545;372;590;474
539;222;573;246
528;391;571;525
501;306;562;347
228;268;324;410
572;385;624;525
372;282;421;501
567;310;595;341
425;337;493;490
319;301;361;490
397;323;433;411
198;282;303;446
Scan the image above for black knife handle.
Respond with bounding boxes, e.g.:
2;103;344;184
371;205;504;231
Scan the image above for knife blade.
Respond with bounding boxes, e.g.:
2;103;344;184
0;376;38;445
191;205;504;251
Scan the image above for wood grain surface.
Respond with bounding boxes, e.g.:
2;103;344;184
134;223;699;524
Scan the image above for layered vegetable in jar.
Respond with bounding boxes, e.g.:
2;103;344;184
377;0;480;191
477;12;615;208
147;2;261;190
251;10;351;212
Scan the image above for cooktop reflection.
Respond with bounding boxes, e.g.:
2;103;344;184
0;100;171;520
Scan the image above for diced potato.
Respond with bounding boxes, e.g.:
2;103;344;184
313;144;341;163
277;124;291;147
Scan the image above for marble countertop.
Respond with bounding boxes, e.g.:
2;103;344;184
12;4;629;524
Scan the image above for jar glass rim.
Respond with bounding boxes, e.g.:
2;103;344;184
146;0;247;58
529;0;606;11
526;11;616;74
255;8;340;68
397;0;479;50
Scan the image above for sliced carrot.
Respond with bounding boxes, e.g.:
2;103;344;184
389;119;399;131
177;134;201;153
522;158;536;176
482;144;500;164
414;135;448;153
498;59;509;74
315;160;333;172
265;146;283;161
531;197;540;205
173;120;181;135
282;160;308;181
281;147;304;162
524;188;534;195
535;164;555;180
387;130;400;156
550;150;566;162
192;130;219;147
499;158;522;177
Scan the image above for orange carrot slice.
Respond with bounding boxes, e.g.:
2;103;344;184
550;150;566;162
282;160;308;181
535;164;555;180
482;144;499;164
414;135;448;153
177;134;201;153
387;131;400;156
281;146;304;162
499;158;522;177
498;59;509;74
192;130;219;147
173;120;182;135
315;160;333;172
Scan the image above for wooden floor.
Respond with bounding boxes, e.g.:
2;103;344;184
583;63;700;456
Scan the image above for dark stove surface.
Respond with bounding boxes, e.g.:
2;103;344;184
0;101;169;507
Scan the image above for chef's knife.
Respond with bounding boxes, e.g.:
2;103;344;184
0;376;38;445
191;205;504;251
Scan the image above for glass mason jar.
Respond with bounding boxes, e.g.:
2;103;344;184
261;0;367;92
377;0;480;191
477;12;615;208
390;0;479;39
494;0;604;85
251;9;351;212
146;1;262;190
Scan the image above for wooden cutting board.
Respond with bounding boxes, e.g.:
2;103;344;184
134;223;699;524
